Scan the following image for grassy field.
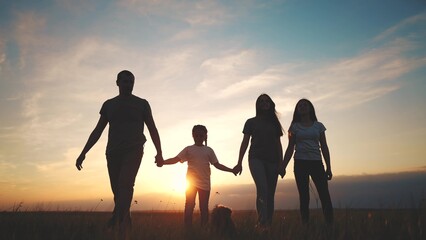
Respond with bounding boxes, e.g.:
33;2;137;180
0;208;424;239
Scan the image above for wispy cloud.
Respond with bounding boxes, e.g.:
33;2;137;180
195;36;425;110
373;11;426;42
0;159;17;170
12;11;48;68
119;0;231;26
197;50;263;95
0;39;5;66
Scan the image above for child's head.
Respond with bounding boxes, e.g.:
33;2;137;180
192;125;208;146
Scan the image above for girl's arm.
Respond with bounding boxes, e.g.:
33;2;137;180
319;132;332;180
213;162;236;175
162;156;181;165
278;135;283;163
234;134;250;175
279;132;296;177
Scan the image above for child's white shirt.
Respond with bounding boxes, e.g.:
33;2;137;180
178;145;219;191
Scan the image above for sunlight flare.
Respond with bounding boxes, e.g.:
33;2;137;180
172;179;189;193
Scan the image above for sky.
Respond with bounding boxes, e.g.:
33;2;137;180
0;0;425;211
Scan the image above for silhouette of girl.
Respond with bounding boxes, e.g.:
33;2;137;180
233;94;283;231
157;125;236;228
279;98;333;224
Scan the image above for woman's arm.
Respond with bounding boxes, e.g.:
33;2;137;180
234;134;250;175
320;132;332;180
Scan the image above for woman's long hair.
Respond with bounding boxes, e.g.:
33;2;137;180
291;98;318;124
255;94;283;135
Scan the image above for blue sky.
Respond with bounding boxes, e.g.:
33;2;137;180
0;0;425;209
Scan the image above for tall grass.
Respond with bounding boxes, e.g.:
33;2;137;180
0;208;424;239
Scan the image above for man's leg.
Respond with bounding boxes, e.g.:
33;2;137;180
115;148;143;236
107;156;122;228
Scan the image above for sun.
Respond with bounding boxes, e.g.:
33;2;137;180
172;179;189;193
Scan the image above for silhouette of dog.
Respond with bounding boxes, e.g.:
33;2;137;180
210;204;236;238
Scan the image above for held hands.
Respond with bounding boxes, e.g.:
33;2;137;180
231;167;239;176
326;169;333;180
278;161;286;179
75;154;85;171
155;154;164;167
233;164;242;176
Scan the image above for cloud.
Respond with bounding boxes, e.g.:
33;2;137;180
119;0;231;26
0;159;17;170
17;169;423;211
330;170;426;208
219;170;426;209
54;0;99;15
0;39;5;66
197;50;265;96
12;11;48;68
196;35;425;111
373;12;426;42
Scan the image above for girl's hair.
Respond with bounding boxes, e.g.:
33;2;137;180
192;125;208;146
291;98;318;124
255;94;284;135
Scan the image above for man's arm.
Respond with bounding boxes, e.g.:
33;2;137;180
144;105;163;163
76;115;108;170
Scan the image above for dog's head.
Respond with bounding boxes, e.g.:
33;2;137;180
211;204;232;220
211;204;236;237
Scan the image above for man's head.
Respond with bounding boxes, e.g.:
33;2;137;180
116;70;135;96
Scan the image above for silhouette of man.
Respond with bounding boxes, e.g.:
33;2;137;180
75;70;163;237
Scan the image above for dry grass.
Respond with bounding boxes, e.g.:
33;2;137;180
0;208;424;239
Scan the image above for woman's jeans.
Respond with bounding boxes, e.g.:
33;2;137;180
294;160;333;224
184;185;210;228
106;147;143;229
249;158;279;226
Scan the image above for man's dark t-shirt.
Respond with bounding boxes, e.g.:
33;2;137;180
100;95;150;155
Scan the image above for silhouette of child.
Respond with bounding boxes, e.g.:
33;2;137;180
157;125;237;228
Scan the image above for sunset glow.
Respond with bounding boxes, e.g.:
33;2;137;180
0;0;425;210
